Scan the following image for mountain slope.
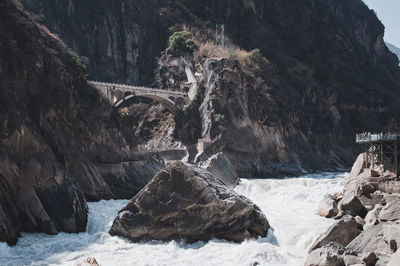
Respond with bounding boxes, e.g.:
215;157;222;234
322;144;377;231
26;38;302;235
20;0;400;176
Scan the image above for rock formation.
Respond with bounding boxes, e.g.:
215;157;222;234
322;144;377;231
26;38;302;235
20;0;400;178
0;0;169;245
307;153;400;265
109;161;269;243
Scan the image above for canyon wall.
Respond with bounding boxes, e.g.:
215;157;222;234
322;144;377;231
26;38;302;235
21;0;399;176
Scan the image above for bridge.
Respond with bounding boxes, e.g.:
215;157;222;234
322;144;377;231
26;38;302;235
88;81;189;115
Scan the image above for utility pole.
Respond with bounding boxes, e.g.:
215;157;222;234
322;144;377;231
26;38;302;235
216;24;225;50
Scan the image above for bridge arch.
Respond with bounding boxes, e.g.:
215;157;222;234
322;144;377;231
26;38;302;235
115;94;179;115
87;81;188;116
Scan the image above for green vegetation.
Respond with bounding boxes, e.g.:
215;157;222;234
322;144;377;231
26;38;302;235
249;49;270;66
249;49;270;75
11;0;24;10
214;113;225;123
66;49;86;72
209;94;217;101
167;31;198;55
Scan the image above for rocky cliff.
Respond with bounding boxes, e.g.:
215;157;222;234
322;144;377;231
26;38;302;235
0;0;171;245
20;0;400;177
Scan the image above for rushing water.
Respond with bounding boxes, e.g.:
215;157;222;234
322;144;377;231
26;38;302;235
0;172;346;266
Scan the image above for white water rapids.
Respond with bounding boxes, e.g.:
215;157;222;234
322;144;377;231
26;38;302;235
0;172;346;266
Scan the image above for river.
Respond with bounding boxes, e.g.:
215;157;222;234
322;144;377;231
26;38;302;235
0;172;346;266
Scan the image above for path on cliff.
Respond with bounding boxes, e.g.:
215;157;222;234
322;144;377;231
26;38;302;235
0;173;345;266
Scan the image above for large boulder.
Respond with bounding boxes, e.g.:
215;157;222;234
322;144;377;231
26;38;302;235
350;153;367;177
317;194;339;218
109;162;269;243
310;215;362;251
339;194;368;218
346;223;393;255
379;198;400;222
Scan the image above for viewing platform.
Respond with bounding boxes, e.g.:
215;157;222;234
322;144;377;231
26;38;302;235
356;133;398;143
356;133;399;177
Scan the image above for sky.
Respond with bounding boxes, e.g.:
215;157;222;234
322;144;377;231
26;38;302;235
362;0;400;47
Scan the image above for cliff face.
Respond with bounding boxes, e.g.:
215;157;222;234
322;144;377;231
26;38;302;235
20;0;400;176
0;0;172;245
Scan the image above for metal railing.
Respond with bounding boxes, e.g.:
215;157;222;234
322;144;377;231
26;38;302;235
356;133;398;143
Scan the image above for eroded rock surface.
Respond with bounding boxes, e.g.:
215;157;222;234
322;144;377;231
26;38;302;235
310;215;362;251
109;162;269;243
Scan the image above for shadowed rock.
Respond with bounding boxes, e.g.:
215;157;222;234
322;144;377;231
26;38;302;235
109;161;269;243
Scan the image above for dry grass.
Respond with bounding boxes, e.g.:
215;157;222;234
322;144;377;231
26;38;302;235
173;24;256;68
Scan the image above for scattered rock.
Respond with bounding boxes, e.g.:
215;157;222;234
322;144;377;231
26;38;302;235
339;194;368;218
305;242;346;266
382;222;400;252
346;223;392;255
310;215;362;251
317;194;339;218
379;198;400;221
357;183;375;197
364;204;383;230
361;252;377;266
109;162;270;243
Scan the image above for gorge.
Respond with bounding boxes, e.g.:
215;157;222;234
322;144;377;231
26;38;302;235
1;0;400;265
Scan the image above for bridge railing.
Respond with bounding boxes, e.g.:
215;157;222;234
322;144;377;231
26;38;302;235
356;133;398;143
88;81;188;96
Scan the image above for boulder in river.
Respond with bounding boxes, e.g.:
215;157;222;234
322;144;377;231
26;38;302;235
317;194;339;218
109;161;269;243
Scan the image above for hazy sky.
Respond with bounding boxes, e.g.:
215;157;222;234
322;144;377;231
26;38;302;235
362;0;400;47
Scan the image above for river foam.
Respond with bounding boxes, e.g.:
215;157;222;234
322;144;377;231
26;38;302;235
0;172;345;266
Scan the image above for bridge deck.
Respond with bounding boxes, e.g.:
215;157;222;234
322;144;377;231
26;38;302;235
88;81;188;96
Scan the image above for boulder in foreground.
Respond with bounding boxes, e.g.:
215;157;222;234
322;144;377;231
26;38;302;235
109;161;269;242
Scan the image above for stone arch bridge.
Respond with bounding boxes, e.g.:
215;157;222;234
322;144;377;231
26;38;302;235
88;81;189;115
